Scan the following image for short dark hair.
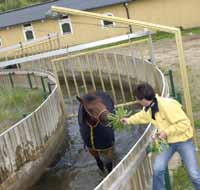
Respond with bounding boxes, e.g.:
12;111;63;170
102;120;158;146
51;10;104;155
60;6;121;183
135;83;155;100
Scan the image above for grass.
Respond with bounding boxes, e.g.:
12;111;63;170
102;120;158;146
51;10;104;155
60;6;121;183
0;87;43;132
152;31;174;41
194;120;200;129
172;166;193;190
152;27;200;41
182;27;200;35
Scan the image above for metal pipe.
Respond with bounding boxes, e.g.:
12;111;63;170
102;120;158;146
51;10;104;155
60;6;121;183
123;2;133;33
51;6;179;33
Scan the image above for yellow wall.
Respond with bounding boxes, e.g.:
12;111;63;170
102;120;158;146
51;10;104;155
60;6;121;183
0;4;129;48
1;0;200;49
33;19;60;38
67;5;129;46
0;25;24;47
128;0;200;28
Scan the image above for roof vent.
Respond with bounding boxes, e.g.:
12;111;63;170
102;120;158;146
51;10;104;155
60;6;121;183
45;9;60;19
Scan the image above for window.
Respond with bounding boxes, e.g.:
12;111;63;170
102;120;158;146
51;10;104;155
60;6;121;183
59;15;73;35
0;38;2;48
23;23;35;41
101;13;115;28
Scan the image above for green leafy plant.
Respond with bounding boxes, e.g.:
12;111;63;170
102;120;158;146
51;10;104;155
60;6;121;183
148;135;169;153
107;107;132;131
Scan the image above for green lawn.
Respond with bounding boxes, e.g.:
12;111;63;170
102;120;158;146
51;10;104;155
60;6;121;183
172;166;193;190
0;87;43;133
152;27;200;41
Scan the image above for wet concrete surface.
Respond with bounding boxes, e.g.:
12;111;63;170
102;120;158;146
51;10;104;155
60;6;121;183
29;117;146;190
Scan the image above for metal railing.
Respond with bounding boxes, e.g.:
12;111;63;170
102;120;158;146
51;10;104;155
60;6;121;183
52;39;165;117
0;33;63;62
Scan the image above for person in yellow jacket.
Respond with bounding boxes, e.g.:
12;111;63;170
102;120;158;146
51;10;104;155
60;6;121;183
121;82;200;190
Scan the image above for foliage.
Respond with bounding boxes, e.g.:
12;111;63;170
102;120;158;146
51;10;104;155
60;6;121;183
152;27;200;41
172;166;193;190
194;119;200;129
0;0;50;12
107;107;132;131
148;135;169;153
182;27;200;35
152;31;174;41
0;87;43;132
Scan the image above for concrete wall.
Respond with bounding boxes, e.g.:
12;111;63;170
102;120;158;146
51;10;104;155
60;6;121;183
0;71;65;190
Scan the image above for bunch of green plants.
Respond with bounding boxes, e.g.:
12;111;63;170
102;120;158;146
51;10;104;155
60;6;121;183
148;135;169;153
107;107;132;131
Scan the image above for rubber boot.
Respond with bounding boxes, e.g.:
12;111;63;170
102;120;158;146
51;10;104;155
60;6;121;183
105;161;113;173
95;157;105;172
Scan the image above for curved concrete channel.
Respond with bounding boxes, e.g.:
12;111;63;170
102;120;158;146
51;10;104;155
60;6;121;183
30;65;167;190
0;51;168;190
30;89;147;190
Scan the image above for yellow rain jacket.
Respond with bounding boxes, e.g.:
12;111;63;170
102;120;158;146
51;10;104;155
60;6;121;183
127;95;193;143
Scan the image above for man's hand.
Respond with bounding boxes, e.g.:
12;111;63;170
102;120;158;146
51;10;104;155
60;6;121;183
158;131;167;139
120;118;129;125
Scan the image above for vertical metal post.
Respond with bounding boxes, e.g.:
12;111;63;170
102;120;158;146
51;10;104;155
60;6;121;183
27;73;33;89
8;72;14;88
175;30;195;137
176;92;182;104
95;54;106;92
19;41;24;58
113;54;125;103
56;33;61;49
48;33;53;51
165;167;171;190
123;55;134;99
104;54;117;103
47;82;52;94
168;70;176;97
148;31;156;64
52;62;67;116
71;59;80;97
40;76;47;99
86;54;97;91
78;56;88;94
60;62;75;114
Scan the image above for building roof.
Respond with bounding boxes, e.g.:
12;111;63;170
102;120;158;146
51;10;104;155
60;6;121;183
0;0;131;29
